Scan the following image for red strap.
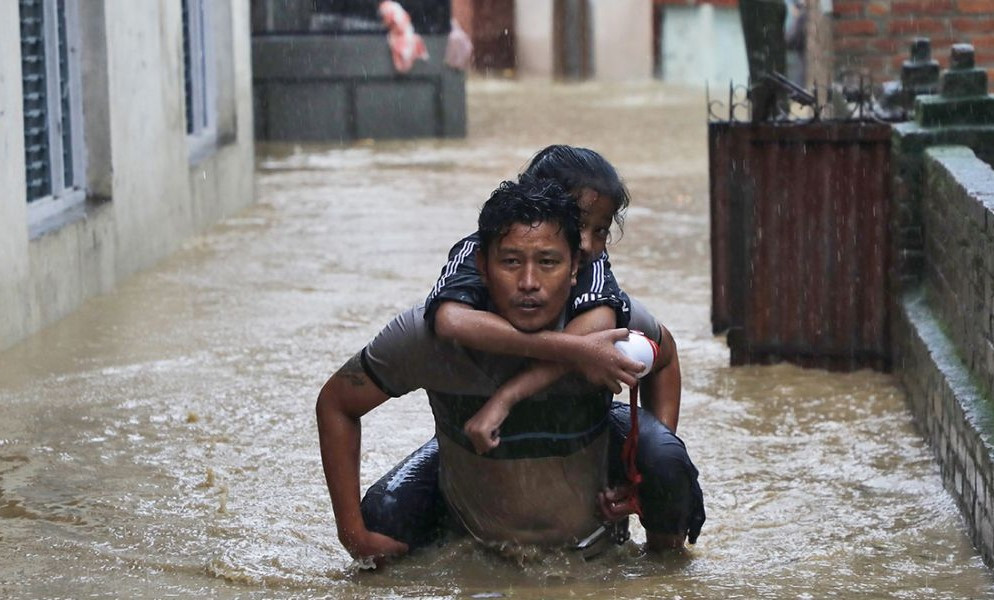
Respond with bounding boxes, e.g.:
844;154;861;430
620;384;644;519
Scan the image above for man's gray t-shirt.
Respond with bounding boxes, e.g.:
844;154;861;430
361;303;634;546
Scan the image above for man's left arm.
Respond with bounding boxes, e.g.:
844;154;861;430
316;352;409;562
598;322;682;526
639;323;681;433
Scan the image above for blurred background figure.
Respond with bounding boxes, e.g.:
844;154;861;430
445;17;474;70
379;0;429;72
738;0;786;120
784;0;806;87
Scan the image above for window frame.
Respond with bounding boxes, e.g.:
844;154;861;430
23;0;87;229
183;0;218;163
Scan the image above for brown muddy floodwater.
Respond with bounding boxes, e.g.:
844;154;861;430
1;79;992;599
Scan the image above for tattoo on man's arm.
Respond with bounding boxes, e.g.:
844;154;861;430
340;352;367;387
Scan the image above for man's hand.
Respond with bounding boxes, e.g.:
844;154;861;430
463;395;511;454
597;484;640;522
340;527;409;564
571;329;643;393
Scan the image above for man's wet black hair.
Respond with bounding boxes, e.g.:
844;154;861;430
522;144;631;233
477;177;581;256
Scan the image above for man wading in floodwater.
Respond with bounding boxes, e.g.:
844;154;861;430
316;177;704;563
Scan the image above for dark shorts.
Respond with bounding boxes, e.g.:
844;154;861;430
359;402;706;550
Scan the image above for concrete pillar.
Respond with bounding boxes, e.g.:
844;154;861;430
515;0;650;81
589;0;652;81
916;44;994;127
515;0;554;78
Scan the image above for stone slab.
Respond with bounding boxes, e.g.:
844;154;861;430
916;95;994;127
941;69;989;99
251;34;465;141
264;81;351;141
252;35;450;79
355;80;437;139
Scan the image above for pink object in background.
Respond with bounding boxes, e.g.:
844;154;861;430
378;1;429;73
444;18;473;70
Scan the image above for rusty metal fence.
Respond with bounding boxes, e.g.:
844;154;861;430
709;118;893;371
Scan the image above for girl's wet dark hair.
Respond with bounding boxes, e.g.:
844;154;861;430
477;177;581;256
521;145;630;234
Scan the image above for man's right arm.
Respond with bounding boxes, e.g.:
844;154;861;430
316;351;409;561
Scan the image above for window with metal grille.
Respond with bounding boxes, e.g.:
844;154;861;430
182;0;217;160
19;0;86;222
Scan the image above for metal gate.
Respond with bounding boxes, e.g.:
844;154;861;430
709;88;893;371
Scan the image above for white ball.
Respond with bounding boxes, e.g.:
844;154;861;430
613;330;658;378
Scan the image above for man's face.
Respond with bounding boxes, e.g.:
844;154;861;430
477;221;579;333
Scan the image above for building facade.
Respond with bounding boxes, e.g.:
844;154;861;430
828;0;994;83
1;1;254;351
653;0;994;91
512;0;654;80
654;0;749;88
450;0;653;80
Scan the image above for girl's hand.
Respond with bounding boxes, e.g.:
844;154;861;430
463;397;511;454
572;329;643;392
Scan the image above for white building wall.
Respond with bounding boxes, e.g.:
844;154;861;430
590;0;652;81
661;4;749;89
0;1;254;350
105;0;192;277
0;1;31;344
514;0;651;81
514;0;555;78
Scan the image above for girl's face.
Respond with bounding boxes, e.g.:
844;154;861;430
576;187;615;266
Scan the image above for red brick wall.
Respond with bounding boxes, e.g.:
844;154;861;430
832;0;994;83
654;0;994;85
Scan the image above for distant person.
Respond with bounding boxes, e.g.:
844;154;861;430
784;0;806;87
